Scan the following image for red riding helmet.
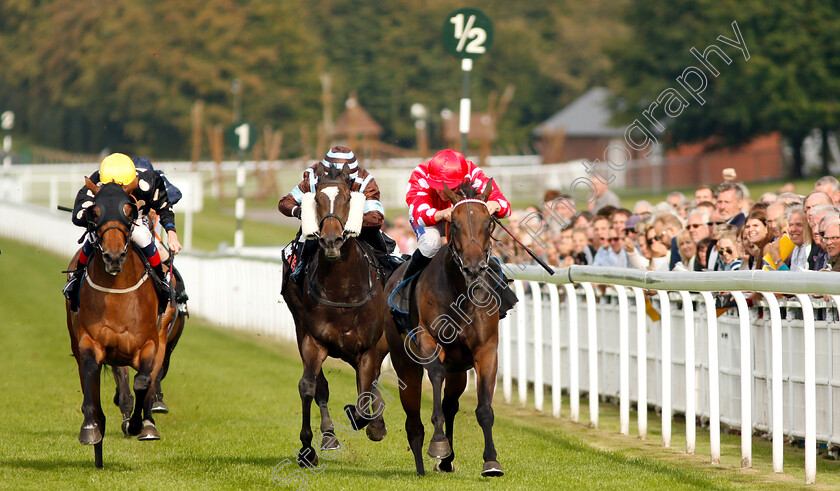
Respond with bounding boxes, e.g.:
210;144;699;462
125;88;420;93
427;149;468;190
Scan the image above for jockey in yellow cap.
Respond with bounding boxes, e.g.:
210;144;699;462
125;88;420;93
63;153;184;312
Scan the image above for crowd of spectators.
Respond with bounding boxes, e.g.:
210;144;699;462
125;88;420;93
382;169;840;275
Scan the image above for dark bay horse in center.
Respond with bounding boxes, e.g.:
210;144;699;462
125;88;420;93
282;162;389;467
385;179;505;476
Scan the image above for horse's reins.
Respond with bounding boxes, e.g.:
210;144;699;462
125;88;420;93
306;178;380;308
308;240;380;308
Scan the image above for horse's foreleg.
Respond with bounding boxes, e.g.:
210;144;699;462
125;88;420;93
474;348;503;477
128;341;159;440
314;370;339;451
77;347;104;467
435;371;467;473
112;366;133;436
425;357;452;460
298;336;327;468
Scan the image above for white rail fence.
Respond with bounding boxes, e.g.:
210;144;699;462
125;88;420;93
2;200;836;484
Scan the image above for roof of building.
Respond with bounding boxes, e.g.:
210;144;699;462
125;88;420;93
533;87;623;138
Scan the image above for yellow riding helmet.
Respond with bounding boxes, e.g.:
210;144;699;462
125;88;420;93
99;153;136;185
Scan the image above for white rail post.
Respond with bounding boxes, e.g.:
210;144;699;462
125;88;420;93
501;314;512;403
760;292;784;473
581;282;598;428
632;287;647;439
529;281;544;412
547;284;562;418
679;291;696;455
730;291;752;468
795;293;816;484
564;284;580;422
616;285;630;435
657;290;672;448
514;280;528;407
700;291;721;465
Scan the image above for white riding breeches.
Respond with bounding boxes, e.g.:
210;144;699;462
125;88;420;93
413;221;446;259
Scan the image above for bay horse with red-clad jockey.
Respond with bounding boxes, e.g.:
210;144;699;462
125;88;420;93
281;162;389;468
385;179;508;477
65;178;174;468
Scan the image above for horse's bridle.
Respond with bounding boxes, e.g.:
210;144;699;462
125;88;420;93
448;199;493;274
313;179;350;239
88;191;138;257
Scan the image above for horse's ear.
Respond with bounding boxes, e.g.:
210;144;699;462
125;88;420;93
315;162;327;178
442;182;461;203
85;176;99;195
122;176;139;194
481;178;494;202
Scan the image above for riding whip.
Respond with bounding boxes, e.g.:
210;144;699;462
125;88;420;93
491;216;555;275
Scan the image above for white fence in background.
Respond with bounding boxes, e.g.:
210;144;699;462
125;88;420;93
1;200;836;484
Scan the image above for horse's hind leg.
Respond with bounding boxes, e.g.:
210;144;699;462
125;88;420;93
435;371;467;473
297;336;327;468
77;348;105;468
474;348;503;477
153;314;185;414
425;357;452;460
112;366;133;437
315;370;340;451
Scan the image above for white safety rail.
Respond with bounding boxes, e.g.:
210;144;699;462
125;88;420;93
502;264;840;484
4;199;837;484
0;201;297;342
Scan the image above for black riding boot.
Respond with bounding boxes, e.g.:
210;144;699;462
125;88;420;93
63;264;87;312
402;249;432;281
359;227;394;277
151;262;172;313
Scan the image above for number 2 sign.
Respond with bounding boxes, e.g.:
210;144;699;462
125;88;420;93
442;8;494;60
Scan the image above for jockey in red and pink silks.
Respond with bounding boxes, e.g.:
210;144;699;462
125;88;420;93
401;149;512;280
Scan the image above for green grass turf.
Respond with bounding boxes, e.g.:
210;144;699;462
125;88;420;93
1;237;839;489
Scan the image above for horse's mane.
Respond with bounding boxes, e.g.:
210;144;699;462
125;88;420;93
455;179;482;199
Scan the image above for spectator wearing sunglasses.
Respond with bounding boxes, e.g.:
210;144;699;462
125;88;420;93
809;203;836;271
716;232;744;271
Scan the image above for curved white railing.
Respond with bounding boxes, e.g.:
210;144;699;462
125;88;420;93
503;264;840;484
2;199;837;484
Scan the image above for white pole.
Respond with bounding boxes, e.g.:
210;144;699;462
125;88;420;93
616;286;630;435
234;161;246;249
633;287;647;439
761;292;784;473
459;58;473;154
731;291;752;468
529;281;544;412
564;284;580;422
581;282;598;428
679;291;696;454
501;314;512;404
700;291;721;464
548;284;562;418
658;290;672;448
514;280;527;407
795;293;816;484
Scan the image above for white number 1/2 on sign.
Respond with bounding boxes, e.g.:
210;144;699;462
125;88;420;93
234;123;249;151
450;13;486;54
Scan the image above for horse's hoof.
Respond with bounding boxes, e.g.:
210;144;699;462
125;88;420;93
481;460;504;477
121;419;131;438
79;424;102;445
151;400;169;413
365;421;387;442
297;447;318;467
137;420;160;441
320;432;340;451
434;460;454;473
426;439;452;459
